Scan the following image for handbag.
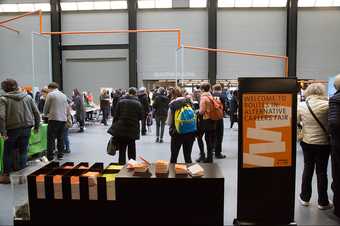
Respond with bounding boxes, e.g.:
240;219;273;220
107;137;118;156
306;100;330;141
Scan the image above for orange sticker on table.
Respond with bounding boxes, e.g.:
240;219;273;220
242;93;292;168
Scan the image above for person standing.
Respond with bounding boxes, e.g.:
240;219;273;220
110;87;143;165
212;84;226;159
298;83;333;210
229;90;239;129
138;87;150;136
167;87;196;164
38;88;49;113
152;87;170;143
100;89;111;126
43;82;68;161
0;79;40;184
329;74;340;217
72;89;85;132
111;89;122;118
199;82;217;163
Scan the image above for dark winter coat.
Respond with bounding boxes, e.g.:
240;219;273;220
229;95;238;115
138;93;150;116
72;95;85;122
153;94;170;118
329;91;340;130
111;93;121;117
111;95;143;140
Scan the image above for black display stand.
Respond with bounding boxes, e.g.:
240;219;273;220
234;77;298;226
20;162;224;225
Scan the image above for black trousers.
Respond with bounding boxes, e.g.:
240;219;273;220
230;112;237;128
118;138;136;165
155;116;166;139
141;116;147;135
47;120;66;160
170;134;195;163
300;141;331;206
101;106;110;125
215;119;224;155
330;128;340;217
196;130;205;158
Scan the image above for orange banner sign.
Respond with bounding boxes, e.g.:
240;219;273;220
242;93;292;168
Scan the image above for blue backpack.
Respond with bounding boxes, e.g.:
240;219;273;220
174;105;197;134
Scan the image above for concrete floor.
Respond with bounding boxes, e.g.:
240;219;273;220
1;119;340;226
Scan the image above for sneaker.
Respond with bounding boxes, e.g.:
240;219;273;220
318;201;334;210
196;156;206;163
156;138;159;143
159;139;164;143
57;155;64;161
78;128;84;133
298;196;310;207
63;149;71;154
215;154;226;159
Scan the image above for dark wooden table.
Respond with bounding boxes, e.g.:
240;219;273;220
18;163;224;226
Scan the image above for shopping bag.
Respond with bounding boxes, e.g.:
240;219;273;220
107;137;118;156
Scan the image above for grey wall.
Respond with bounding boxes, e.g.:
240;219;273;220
61;11;128;45
217;8;287;79
0;14;51;88
61;11;129;100
62;49;128;101
137;9;208;84
297;8;340;79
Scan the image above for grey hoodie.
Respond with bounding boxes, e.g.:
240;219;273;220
0;91;40;135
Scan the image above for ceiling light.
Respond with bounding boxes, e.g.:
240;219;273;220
1;4;19;13
111;1;127;9
94;1;111;10
218;0;235;7
34;3;51;12
189;0;207;8
77;1;94;10
18;4;35;12
138;0;155;9
60;2;78;11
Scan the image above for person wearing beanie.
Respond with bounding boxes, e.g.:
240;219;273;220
329;74;340;217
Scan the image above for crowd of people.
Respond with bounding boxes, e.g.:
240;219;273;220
1;76;340;217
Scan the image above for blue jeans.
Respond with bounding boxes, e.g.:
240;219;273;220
64;127;70;150
3;127;31;174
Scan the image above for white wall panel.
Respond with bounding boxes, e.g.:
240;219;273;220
137;9;208;82
297;8;340;80
61;11;128;45
217;9;286;79
0;13;51;88
62;49;129;101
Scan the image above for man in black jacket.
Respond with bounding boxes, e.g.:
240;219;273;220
152;87;170;143
138;87;150;136
111;87;143;165
329;74;340;218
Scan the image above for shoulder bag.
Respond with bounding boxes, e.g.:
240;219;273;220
306;100;330;141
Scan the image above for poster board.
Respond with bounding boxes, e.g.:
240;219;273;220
242;93;292;168
235;77;297;226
